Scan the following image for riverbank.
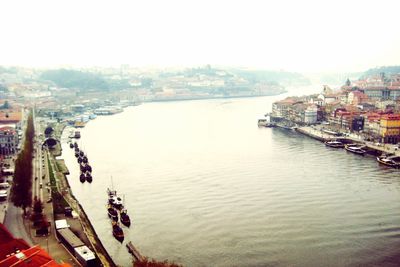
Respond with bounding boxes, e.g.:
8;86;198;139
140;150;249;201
295;126;400;156
53;125;118;267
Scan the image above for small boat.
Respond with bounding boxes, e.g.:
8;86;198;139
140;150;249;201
377;156;399;168
108;205;119;221
77;157;83;164
325;140;344;148
111;221;124;243
120;209;131;227
79;173;86;183
86;165;92;173
258;118;276;127
80;164;87;172
107;188;123;210
82;156;88;164
86;173;93;183
79;151;84;157
74;142;78;148
75;153;79;158
345;144;366;155
75;147;79;152
69;143;74;149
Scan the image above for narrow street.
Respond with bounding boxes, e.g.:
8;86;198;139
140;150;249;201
4;202;33;246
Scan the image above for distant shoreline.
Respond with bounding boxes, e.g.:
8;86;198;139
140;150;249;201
147;91;287;103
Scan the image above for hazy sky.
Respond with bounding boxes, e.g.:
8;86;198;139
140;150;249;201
1;0;399;72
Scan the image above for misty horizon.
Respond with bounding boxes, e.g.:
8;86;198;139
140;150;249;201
1;0;399;72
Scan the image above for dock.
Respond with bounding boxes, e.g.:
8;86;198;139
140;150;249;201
294;126;400;156
126;241;144;262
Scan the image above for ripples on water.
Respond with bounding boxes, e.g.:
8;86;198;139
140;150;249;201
61;97;400;267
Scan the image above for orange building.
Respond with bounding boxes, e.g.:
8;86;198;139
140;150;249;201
380;114;400;143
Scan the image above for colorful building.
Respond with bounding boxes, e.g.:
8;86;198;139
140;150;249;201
380;114;400;143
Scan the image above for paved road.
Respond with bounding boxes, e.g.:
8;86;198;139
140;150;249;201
4;202;33;246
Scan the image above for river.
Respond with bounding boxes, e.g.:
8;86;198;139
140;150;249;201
61;88;400;267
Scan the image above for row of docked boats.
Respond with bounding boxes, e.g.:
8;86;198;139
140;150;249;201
69;142;93;183
325;140;400;168
106;187;131;243
325;140;366;155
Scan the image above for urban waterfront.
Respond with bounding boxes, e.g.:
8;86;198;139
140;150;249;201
61;92;400;267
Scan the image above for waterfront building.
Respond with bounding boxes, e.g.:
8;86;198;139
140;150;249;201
0;108;22;129
329;108;365;132
0;126;18;155
271;98;298;118
380;114;400;143
304;105;318;124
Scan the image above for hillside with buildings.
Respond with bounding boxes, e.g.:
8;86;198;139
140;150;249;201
270;72;400;144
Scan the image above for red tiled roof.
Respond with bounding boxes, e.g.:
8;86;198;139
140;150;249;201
381;114;400;120
0;109;22;124
0;224;29;260
0;224;70;267
0;245;69;267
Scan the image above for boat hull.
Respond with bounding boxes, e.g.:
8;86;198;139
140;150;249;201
377;157;399;168
345;145;366;155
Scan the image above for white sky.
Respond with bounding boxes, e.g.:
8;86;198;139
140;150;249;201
0;0;399;72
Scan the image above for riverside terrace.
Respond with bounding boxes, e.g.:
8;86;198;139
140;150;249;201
295;126;400;156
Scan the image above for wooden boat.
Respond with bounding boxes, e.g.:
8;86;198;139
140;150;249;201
86;165;92;173
74;142;78;148
325;140;344;148
345;144;366;155
79;151;84;157
108;205;119;221
82;156;88;164
69;143;74;149
120;209;131;227
80;164;87;173
377;156;399;168
75;153;79;158
112;221;124;243
79;173;86;183
86;173;93;183
108;188;123;210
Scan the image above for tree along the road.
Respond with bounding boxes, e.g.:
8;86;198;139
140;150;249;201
11;112;34;214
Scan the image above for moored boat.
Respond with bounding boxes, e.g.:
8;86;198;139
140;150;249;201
377;156;399;168
111;221;124;243
258;118;276;127
79;173;86;183
108;205;119;221
69;143;74;148
325;140;344;148
80;164;87;173
107;188;123;210
345;144;366;155
86;173;93;183
120;209;131;227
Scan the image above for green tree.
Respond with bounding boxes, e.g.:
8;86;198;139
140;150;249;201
11;111;34;214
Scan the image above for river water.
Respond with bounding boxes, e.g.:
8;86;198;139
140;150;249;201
61;90;400;267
